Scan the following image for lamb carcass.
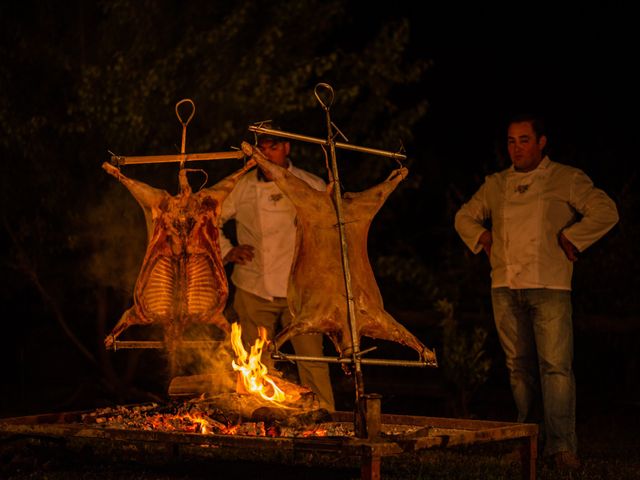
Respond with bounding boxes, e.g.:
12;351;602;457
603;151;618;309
240;142;436;365
103;159;255;350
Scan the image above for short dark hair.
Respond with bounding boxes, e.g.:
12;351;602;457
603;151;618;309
508;113;546;140
254;120;286;144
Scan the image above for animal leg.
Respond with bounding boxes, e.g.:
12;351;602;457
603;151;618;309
104;306;147;349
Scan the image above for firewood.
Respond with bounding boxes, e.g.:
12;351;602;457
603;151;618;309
168;373;234;397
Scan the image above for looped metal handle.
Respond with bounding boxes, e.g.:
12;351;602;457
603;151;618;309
314;83;334;111
175;99;195;156
175;98;195;127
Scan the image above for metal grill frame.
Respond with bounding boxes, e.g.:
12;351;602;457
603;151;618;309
0;407;537;480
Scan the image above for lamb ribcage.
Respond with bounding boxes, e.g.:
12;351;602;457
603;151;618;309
139;254;218;320
185;254;219;315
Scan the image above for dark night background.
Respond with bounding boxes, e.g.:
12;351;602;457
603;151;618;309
0;0;638;431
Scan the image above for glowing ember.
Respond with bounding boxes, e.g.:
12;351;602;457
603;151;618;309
230;322;287;405
301;426;328;437
186;413;213;434
82;403;347;437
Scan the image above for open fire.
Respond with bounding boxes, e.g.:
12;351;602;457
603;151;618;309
82;323;335;437
230;323;287;405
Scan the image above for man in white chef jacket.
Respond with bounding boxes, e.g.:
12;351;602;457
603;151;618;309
454;113;618;470
218;128;335;411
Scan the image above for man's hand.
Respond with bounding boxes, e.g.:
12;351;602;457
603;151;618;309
478;230;492;257
224;245;255;265
559;233;579;262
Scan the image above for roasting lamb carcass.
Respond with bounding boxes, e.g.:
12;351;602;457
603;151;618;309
240;142;436;365
102;159;255;350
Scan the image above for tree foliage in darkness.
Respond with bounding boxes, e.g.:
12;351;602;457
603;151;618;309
0;0;435;411
0;1;637;416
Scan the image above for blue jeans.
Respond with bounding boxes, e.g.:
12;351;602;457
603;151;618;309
491;287;577;455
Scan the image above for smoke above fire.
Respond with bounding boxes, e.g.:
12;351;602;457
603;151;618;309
80;181;148;294
164;324;237;395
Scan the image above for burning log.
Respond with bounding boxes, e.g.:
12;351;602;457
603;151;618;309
194;392;319;422
197;393;278;420
252;406;332;427
168;373;235;397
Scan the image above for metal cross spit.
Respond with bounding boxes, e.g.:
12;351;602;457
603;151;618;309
106;98;245;352
250;83;436;440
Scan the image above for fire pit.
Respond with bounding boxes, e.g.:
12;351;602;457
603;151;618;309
0;399;538;480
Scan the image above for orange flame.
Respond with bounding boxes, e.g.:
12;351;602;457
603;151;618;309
186;413;211;434
230;322;287;405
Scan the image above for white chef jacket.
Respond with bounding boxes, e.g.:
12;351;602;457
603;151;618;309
454;156;619;290
218;162;326;300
